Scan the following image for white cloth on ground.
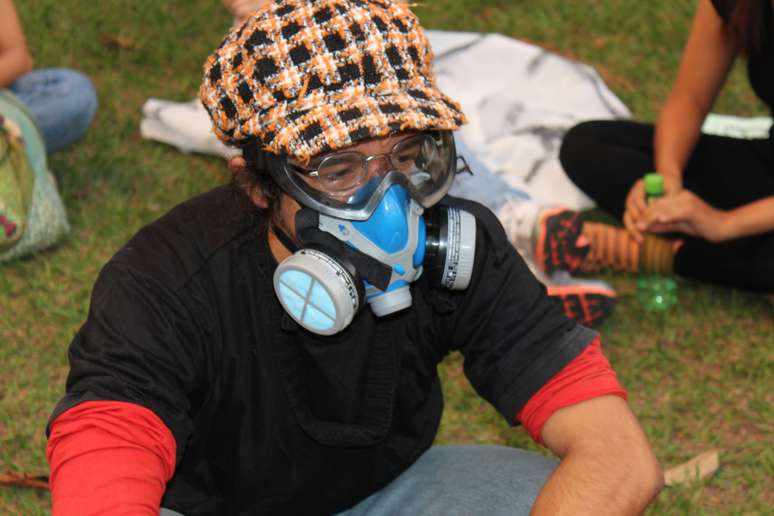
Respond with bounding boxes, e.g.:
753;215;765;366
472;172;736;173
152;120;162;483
140;99;240;159
428;31;630;211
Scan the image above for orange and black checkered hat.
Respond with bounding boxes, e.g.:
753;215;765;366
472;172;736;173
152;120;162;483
200;0;466;161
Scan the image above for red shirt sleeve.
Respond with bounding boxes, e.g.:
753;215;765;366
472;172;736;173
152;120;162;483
47;400;177;516
516;336;627;445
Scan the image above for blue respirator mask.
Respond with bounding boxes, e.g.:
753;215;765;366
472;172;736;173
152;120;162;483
257;131;477;336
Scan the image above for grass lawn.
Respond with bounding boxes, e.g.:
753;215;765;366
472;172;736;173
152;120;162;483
1;0;772;514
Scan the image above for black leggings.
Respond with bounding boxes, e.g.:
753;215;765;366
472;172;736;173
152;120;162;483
559;120;774;292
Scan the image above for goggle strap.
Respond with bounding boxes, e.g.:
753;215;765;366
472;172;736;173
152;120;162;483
456;154;473;175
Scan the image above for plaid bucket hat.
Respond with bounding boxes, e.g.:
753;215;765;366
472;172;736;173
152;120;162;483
200;0;467;162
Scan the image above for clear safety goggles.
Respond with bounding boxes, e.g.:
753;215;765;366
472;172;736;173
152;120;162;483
266;131;458;220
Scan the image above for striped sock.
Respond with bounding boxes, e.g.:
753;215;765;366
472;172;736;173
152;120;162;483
580;222;677;274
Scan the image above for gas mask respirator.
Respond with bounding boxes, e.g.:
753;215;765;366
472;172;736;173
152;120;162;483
260;131;477;335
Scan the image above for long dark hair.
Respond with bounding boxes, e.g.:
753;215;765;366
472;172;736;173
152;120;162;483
725;0;774;55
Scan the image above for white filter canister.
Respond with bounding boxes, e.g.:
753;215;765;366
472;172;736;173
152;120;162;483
274;249;360;335
367;284;413;317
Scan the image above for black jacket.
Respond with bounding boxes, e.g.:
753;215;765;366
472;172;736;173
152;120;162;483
50;185;594;515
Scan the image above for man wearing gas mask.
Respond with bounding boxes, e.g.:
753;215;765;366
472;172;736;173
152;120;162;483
46;1;663;515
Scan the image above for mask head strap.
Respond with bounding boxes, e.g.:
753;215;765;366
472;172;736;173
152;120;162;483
294;209;393;291
271;222;300;254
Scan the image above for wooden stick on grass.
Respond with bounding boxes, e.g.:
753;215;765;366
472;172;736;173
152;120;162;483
0;472;49;491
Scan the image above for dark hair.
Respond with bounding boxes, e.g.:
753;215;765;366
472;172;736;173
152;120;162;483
233;142;283;222
724;0;774;55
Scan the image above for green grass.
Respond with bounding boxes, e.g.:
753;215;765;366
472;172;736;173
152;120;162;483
1;1;772;514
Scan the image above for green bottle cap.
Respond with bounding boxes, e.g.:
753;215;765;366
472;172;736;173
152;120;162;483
644;173;664;196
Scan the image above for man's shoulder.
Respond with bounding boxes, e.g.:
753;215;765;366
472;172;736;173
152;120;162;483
109;184;265;291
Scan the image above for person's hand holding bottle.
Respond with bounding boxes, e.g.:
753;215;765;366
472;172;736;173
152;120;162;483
623;173;682;242
638;189;730;243
640;189;774;244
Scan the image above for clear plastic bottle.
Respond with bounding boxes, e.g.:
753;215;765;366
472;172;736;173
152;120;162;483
636;173;678;312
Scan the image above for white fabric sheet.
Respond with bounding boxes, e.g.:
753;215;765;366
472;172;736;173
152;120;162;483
427;30;630;210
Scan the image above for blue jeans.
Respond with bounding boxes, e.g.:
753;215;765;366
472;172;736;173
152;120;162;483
337;445;557;516
160;445;558;516
449;135;530;213
9;68;97;153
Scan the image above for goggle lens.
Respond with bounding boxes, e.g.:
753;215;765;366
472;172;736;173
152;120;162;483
274;131;457;220
301;133;444;197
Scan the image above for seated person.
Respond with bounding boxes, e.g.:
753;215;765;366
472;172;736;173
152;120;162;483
559;0;774;292
0;0;97;153
47;2;663;514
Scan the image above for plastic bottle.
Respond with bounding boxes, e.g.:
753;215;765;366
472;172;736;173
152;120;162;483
636;173;678;311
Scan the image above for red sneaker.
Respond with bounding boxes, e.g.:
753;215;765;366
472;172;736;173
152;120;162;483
546;274;616;328
535;208;589;275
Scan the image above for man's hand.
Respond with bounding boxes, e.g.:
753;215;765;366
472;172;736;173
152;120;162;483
532;395;663;515
638;190;730;243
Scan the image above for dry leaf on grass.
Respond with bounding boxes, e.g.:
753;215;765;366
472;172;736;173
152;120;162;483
0;472;49;491
100;33;143;50
664;449;720;486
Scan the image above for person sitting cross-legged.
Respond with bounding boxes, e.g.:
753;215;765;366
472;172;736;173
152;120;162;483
559;0;774;292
